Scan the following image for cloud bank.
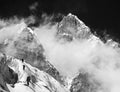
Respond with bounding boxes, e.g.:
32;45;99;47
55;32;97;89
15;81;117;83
0;14;120;92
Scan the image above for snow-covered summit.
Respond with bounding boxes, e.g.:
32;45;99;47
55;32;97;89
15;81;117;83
57;13;91;42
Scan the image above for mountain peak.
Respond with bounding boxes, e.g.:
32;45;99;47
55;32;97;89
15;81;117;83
21;27;34;34
17;27;35;43
57;13;91;41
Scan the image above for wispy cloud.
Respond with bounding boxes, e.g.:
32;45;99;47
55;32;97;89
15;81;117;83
29;2;38;11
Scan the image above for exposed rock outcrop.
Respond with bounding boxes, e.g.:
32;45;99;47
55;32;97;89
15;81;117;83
70;71;101;92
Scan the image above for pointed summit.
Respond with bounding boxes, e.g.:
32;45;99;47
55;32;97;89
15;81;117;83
57;13;91;41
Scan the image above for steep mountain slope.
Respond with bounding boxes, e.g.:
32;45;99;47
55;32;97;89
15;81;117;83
0;53;69;92
4;27;64;85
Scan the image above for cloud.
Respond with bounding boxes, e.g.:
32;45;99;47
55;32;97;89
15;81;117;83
0;14;120;92
33;20;120;92
29;2;38;11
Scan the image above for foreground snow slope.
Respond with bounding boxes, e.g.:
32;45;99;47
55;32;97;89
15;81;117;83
0;54;69;92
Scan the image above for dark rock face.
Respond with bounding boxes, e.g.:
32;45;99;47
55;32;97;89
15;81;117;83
3;67;18;85
57;13;91;42
0;53;18;92
70;71;101;92
70;72;90;92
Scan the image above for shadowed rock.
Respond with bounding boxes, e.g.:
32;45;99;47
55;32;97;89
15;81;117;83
0;53;18;92
70;71;102;92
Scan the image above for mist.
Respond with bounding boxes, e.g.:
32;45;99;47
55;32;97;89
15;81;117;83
0;15;120;92
33;22;120;92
